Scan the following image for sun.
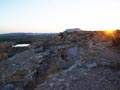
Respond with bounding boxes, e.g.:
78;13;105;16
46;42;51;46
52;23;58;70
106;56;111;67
104;30;115;35
103;30;116;40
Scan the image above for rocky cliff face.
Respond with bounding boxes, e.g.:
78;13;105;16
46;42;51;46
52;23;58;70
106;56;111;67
1;30;120;90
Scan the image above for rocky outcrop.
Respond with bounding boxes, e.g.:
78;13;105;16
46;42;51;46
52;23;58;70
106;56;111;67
1;30;120;90
65;28;82;32
34;31;120;90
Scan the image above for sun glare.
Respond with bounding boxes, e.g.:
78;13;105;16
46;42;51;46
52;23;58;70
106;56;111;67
104;30;115;35
103;30;116;40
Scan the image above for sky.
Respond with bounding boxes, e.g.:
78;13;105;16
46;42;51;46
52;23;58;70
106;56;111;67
0;0;120;33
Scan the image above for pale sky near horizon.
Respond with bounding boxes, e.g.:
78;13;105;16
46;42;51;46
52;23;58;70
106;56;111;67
0;0;120;33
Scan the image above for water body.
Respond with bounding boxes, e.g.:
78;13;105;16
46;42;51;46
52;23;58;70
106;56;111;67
12;44;30;48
